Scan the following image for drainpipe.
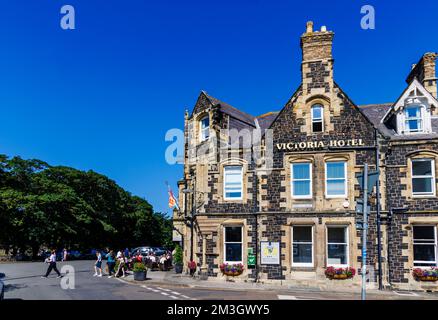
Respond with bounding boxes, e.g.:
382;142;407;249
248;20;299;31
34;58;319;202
375;129;383;290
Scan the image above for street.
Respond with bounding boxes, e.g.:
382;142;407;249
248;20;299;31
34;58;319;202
1;261;438;300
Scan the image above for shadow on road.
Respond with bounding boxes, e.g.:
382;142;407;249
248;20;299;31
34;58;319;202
0;273;5;279
5;283;27;293
3;269;91;281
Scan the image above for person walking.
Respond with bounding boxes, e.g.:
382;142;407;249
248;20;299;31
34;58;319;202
124;247;130;258
106;250;116;278
62;248;68;262
42;250;62;278
115;252;126;277
94;251;103;277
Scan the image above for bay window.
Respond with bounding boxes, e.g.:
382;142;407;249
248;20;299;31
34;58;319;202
413;226;437;267
412;159;435;197
325;161;347;198
327;226;349;267
291;163;312;199
224;166;243;200
292;226;314;267
224;226;243;263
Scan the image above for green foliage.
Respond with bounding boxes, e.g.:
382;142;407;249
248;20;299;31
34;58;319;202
133;262;147;272
0;154;172;257
173;244;183;265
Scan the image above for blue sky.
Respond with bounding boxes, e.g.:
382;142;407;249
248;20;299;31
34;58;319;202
0;0;437;214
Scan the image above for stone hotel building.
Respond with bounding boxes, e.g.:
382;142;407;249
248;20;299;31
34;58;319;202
173;22;438;291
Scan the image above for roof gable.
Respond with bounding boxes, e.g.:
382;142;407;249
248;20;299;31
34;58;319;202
382;78;438;123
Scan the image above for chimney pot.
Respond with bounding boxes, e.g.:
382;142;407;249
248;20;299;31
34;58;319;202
306;21;314;33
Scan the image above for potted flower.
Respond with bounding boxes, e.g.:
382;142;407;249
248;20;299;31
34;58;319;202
173;245;183;274
133;262;147;281
220;263;244;277
325;266;356;280
412;268;438;281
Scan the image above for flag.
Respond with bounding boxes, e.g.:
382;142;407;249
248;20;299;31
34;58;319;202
167;184;180;210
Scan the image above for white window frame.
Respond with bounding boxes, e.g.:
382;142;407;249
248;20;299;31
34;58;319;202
404;105;424;134
291;163;312;199
325;161;348;199
326;226;349;268
223;226;243;264
199;116;210;142
413;225;438;268
291;225;314;268
311;104;324;133
411;159;436;198
224;166;243;201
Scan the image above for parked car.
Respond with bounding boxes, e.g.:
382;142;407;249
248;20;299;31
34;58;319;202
68;250;82;260
0;278;4;300
131;247;153;257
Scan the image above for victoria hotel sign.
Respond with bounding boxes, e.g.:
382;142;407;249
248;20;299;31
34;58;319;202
276;138;366;151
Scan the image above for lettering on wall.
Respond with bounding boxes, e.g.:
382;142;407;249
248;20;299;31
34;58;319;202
276;139;366;151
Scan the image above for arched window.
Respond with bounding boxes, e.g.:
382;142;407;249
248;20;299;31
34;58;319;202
200;116;210;141
311;104;324;132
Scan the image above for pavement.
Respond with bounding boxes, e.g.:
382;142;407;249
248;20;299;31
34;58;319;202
1;260;438;300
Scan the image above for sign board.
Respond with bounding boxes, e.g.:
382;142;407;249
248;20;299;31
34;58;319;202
248;248;254;255
247;254;256;267
172;230;182;242
260;241;280;265
356;170;379;194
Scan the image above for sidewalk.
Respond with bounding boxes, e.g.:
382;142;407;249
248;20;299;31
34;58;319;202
124;270;418;297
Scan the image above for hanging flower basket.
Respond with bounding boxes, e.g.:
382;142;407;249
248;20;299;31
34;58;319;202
325;267;356;280
220;263;244;277
413;268;438;282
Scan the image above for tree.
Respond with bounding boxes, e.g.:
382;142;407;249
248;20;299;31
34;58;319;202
0;154;172;258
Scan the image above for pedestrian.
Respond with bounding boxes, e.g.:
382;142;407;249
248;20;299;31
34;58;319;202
115;252;126;277
124;247;130;258
94;251;103;277
42;250;62;278
106;250;116;278
62;248;68;262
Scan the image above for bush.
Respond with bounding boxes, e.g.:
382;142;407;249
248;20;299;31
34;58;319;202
173;245;183;265
133;262;147;273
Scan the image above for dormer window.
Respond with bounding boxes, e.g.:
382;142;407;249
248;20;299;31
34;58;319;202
200;116;210;141
311;104;323;132
405;105;424;133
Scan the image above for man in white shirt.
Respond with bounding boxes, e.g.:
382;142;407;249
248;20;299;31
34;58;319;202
42;250;62;278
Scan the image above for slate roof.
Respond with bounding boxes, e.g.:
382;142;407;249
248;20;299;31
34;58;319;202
256;112;280;131
203;92;256;127
358;103;438;141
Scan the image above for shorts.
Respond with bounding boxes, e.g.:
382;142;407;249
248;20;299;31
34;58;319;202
96;261;102;268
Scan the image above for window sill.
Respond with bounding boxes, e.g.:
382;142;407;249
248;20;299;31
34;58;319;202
291;266;316;272
411;195;436;199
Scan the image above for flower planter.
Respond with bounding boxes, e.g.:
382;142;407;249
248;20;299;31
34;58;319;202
220;263;245;277
325;267;356;280
174;264;183;274
133;271;147;281
412;268;438;282
415;276;438;282
332;274;349;280
223;270;243;277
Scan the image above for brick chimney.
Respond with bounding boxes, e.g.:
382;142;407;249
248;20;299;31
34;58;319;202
406;52;438;98
300;21;335;95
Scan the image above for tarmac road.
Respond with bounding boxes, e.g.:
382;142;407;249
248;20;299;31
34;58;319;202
1;260;437;300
